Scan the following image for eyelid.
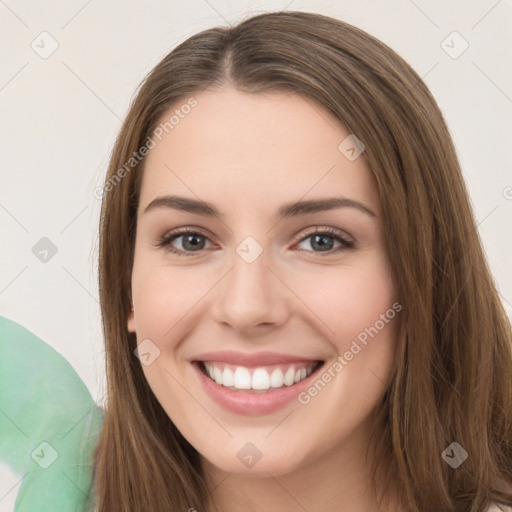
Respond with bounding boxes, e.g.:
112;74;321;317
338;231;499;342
291;225;353;245
153;226;215;255
155;225;354;256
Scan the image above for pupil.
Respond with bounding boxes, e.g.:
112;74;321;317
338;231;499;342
184;234;204;250
313;235;333;251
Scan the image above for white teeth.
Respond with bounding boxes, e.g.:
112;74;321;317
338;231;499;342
283;367;295;386
222;367;234;387
270;368;284;388
213;366;223;384
203;362;318;391
233;366;252;389
252;368;270;390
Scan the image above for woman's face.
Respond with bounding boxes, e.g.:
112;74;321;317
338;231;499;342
127;85;399;478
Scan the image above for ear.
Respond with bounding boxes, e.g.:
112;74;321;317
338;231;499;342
127;309;136;333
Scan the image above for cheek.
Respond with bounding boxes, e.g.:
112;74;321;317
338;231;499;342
131;258;214;341
301;262;397;349
322;266;399;397
290;266;399;444
301;260;400;406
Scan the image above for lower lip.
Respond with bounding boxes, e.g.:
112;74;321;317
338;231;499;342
192;361;323;416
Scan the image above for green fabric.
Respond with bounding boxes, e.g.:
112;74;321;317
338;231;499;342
0;316;103;511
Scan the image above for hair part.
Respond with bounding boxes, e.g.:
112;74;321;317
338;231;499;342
93;10;512;511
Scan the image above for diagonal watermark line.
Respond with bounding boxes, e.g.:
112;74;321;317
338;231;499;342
406;61;440;95
61;61;123;121
406;0;439;29
472;61;512;104
498;292;512;309
266;472;311;511
472;0;503;29
61;204;88;233
477;204;499;227
61;265;99;304
164;267;233;336
59;393;105;441
61;0;93;29
368;367;387;388
399;61;439;102
420;61;440;81
61;470;100;511
0;62;29;92
281;0;295;11
0;265;28;294
162;367;234;438
0;473;26;504
0;202;29;232
201;0;232;26
208;471;232;493
0;0;29;28
0;407;29;438
265;409;295;438
265;266;336;335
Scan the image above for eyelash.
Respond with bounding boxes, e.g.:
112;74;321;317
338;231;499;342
154;226;355;257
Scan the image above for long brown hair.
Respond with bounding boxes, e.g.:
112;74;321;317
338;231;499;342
92;11;512;511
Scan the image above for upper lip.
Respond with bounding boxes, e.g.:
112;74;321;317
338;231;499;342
191;350;323;367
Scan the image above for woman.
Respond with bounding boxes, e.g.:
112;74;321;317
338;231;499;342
92;11;512;511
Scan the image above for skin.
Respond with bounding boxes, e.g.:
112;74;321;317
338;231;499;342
127;86;403;511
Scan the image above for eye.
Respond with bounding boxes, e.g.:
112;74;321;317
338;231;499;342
294;227;354;256
155;226;354;257
154;228;214;257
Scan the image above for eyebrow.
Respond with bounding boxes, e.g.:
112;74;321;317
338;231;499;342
143;195;377;219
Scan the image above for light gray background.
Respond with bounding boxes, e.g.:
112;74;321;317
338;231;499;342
1;1;511;509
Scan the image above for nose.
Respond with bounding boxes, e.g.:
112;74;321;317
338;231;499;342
211;247;290;336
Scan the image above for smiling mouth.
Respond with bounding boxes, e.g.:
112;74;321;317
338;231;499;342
197;360;324;393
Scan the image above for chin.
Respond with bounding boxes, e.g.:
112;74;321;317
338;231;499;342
199;441;309;478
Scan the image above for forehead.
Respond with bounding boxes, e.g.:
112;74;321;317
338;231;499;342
138;86;380;216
